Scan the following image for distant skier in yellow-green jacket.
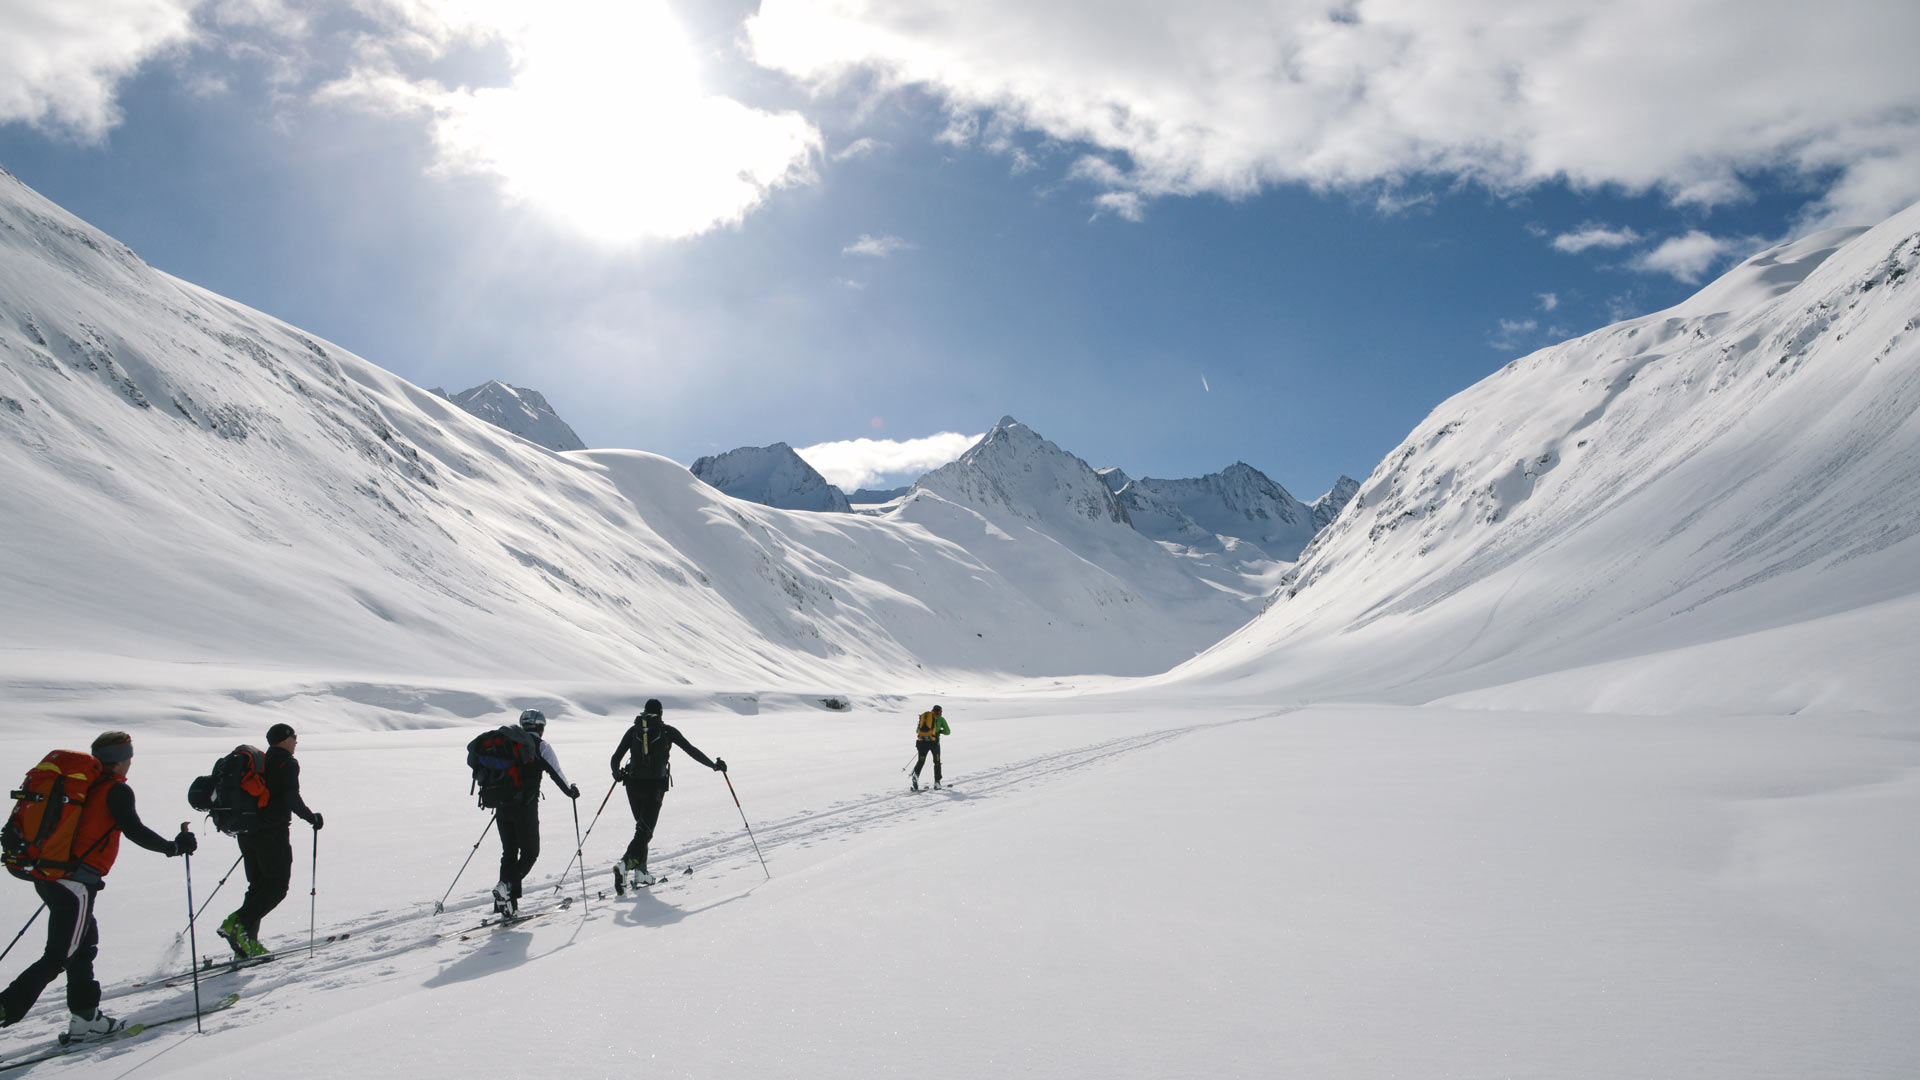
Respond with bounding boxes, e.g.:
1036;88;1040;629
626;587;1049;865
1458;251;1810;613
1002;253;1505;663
911;705;950;791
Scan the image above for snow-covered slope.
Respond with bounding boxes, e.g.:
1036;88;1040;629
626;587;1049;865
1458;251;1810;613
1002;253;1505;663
433;380;586;451
690;441;853;512
889;417;1262;670
1116;462;1320;562
0;167;1230;693
1173;208;1920;713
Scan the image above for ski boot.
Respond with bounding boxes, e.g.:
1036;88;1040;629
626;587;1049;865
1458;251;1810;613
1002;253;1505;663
63;1008;124;1044
492;879;513;916
216;913;248;958
910;776;920;792
632;867;659;887
613;860;628;896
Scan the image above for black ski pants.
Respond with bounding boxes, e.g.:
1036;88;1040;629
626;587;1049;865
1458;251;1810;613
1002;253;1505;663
231;826;293;939
622;780;669;870
913;738;942;783
0;878;101;1024
496;799;541;899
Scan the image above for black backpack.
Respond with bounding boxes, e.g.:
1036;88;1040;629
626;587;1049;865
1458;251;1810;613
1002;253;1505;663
467;727;540;808
187;745;270;835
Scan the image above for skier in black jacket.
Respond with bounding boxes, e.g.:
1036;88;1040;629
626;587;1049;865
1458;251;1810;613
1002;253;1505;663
219;723;322;958
0;731;195;1041
609;700;724;891
493;710;577;917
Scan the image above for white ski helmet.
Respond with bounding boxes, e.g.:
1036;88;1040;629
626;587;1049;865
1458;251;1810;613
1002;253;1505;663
518;709;547;732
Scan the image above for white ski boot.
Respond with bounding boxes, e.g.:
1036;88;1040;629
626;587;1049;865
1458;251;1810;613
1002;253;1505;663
492;879;513;915
66;1008;124;1042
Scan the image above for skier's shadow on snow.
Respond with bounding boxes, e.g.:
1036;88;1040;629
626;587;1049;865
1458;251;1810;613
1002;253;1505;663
422;927;538;988
611;887;747;929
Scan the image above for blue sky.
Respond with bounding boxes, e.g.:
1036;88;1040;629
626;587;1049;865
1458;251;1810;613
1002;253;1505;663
2;1;1916;497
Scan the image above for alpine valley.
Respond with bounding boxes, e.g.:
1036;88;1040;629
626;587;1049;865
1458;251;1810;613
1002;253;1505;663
2;164;1917;1080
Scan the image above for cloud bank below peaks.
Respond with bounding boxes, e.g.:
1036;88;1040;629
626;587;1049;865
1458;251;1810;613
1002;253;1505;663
746;0;1920;227
796;431;982;491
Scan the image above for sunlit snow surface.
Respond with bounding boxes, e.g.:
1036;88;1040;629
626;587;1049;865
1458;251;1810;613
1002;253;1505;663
1;168;1917;1077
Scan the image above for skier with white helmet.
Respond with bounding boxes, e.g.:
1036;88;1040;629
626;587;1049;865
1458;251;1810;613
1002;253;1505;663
490;709;577;917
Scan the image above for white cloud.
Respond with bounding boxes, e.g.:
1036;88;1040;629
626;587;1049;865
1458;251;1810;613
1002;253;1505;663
833;136;884;160
320;0;822;245
745;1;1920;226
1490;317;1537;351
795;431;982;491
0;0;199;138
1536;292;1559;311
843;233;915;257
1092;191;1145;222
1632;231;1740;283
1552;225;1642;254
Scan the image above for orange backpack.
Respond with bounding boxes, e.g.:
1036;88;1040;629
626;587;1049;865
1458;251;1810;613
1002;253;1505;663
2;750;110;882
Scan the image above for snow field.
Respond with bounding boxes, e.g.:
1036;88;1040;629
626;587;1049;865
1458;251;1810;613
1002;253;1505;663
2;700;1914;1078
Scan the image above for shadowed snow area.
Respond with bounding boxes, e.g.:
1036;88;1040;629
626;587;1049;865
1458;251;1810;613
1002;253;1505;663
1;166;1917;1078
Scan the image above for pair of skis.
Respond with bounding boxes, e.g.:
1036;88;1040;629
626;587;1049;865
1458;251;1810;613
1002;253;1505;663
140;932;354;989
608;864;691;899
0;993;241;1072
443;894;576;937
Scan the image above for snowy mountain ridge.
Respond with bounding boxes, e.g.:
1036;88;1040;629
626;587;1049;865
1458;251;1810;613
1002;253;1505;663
690;442;853;513
1175;204;1920;715
433;380;586;451
0;168;1259;692
1116;462;1319;562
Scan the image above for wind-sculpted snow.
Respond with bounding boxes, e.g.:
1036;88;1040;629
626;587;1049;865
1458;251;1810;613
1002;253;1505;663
1179;203;1920;712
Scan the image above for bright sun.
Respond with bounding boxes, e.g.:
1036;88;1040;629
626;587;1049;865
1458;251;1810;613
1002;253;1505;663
422;1;820;244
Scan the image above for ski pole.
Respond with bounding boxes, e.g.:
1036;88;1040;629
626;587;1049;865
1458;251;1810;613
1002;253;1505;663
174;853;243;943
434;813;497;915
571;796;589;913
721;772;770;881
309;827;318;958
0;904;45;965
181;823;203;1034
552;781;617;892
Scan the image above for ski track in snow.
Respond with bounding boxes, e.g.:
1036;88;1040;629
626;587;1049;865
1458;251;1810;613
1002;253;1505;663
45;715;1269;1042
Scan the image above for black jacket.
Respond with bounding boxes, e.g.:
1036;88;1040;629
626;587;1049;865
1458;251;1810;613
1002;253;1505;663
261;745;319;829
611;720;714;784
105;782;179;855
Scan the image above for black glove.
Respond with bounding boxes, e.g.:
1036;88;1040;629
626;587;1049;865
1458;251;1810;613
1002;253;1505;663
713;758;727;773
612;767;625;783
310;813;325;831
567;784;581;799
173;829;197;857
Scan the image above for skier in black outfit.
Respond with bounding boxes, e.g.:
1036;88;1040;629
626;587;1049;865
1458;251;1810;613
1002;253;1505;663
493;710;578;916
0;732;196;1041
219;723;322;958
609;699;725;891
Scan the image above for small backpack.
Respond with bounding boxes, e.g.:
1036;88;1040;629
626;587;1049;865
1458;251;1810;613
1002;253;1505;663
2;750;108;882
186;746;271;835
467;727;540;808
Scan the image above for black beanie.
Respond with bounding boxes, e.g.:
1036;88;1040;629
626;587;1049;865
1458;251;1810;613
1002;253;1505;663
267;723;297;745
643;698;663;715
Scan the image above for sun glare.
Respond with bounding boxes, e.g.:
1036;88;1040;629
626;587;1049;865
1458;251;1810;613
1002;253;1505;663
427;1;820;244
